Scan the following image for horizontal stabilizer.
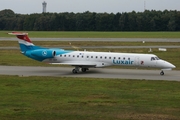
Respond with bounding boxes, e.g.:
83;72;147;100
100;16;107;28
8;32;28;36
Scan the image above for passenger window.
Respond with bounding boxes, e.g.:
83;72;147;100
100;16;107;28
114;57;116;59
60;55;62;57
118;57;121;59
96;56;98;59
64;55;66;57
105;57;107;59
100;56;102;59
77;55;79;58
109;57;111;59
91;56;93;58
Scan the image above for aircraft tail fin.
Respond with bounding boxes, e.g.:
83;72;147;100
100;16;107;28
8;32;32;42
8;32;42;53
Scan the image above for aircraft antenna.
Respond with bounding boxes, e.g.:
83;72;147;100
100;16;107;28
69;42;80;50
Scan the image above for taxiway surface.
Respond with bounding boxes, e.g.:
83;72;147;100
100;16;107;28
0;66;179;81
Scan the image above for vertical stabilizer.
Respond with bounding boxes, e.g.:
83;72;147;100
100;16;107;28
8;32;36;53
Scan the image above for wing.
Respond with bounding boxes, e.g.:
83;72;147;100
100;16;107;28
50;61;96;67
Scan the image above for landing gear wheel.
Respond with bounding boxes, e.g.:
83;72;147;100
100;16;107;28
81;68;87;72
72;66;80;74
160;71;164;76
72;69;77;74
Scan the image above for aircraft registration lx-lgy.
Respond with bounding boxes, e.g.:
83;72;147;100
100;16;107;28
9;32;176;75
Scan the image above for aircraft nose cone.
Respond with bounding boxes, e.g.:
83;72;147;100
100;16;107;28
158;60;176;69
165;61;176;69
170;63;176;68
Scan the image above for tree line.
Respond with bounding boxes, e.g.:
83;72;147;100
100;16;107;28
0;9;180;31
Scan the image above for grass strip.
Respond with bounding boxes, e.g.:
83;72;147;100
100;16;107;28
0;75;180;120
1;31;180;38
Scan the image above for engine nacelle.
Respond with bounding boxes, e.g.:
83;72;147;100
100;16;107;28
31;49;56;58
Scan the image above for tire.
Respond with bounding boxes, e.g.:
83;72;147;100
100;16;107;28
81;68;87;72
72;69;77;74
160;71;164;75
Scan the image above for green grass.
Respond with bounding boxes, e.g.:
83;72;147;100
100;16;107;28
0;31;179;120
0;50;48;66
0;75;180;120
1;31;180;38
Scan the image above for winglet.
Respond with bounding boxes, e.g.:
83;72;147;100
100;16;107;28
8;32;32;43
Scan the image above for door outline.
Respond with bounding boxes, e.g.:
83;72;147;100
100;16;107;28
135;56;139;66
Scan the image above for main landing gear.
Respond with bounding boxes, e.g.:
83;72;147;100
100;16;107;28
160;71;164;75
72;66;89;74
72;69;78;74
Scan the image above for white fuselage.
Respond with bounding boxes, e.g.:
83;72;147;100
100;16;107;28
43;51;175;69
8;32;176;75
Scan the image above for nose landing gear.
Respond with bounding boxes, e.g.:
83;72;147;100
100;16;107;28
160;71;164;75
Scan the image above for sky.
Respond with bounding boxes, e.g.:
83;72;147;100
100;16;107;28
0;0;180;14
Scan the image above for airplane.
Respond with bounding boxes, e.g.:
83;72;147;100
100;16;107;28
8;32;176;75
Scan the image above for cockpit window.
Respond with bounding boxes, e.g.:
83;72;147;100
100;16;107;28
151;57;160;61
155;57;159;60
151;57;155;61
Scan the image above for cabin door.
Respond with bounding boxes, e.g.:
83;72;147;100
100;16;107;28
135;57;139;66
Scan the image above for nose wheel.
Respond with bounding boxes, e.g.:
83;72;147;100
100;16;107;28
160;71;164;75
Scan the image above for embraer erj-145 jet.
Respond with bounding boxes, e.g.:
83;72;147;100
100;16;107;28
8;32;176;75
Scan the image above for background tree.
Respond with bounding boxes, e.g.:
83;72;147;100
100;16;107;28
0;9;180;31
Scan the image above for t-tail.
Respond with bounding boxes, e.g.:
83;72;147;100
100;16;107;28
8;32;43;53
8;32;52;61
8;32;64;62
